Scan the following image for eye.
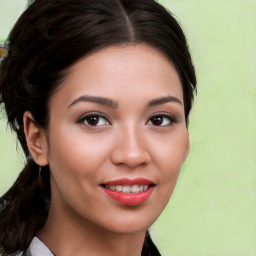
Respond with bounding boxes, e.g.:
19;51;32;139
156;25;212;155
147;114;176;127
78;114;110;127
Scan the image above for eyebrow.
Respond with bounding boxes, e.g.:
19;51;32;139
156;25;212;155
147;96;182;107
68;95;182;109
68;95;118;108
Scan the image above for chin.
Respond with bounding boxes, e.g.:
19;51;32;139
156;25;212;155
98;208;162;235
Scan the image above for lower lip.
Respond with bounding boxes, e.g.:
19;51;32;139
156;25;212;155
101;186;154;206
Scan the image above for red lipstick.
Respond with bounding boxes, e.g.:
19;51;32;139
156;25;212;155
101;178;155;206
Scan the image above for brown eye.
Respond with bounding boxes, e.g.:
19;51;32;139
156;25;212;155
148;115;176;127
81;115;109;127
87;116;100;126
151;116;164;126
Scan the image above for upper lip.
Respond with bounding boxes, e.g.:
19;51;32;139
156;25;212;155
102;178;155;186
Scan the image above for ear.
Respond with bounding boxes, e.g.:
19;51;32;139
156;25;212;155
23;111;48;166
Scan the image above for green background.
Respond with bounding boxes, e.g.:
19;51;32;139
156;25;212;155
0;1;255;255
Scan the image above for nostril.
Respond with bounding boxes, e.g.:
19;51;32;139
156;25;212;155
111;151;151;168
110;131;151;167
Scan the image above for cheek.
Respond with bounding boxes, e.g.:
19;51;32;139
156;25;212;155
155;127;188;165
46;125;114;189
49;125;94;160
46;128;109;209
153;128;189;189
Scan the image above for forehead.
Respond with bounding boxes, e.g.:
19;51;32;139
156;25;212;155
49;43;183;108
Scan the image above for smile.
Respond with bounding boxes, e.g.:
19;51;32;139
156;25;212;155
101;178;155;206
103;184;149;193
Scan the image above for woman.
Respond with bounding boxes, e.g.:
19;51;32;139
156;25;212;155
0;0;196;255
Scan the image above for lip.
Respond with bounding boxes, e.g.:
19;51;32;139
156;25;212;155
101;178;155;206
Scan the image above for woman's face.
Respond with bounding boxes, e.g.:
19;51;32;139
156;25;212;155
43;43;189;234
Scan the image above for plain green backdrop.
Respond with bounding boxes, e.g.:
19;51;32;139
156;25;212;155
0;1;255;255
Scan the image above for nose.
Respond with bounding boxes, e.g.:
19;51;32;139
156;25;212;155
110;125;151;168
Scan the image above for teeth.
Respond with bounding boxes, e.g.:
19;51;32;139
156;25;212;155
131;184;139;193
122;185;130;193
143;185;148;191
105;184;150;193
109;185;116;191
115;185;122;192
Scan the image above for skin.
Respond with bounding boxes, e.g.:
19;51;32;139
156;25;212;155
24;43;189;256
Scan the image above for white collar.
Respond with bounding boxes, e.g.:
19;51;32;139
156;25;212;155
27;237;54;256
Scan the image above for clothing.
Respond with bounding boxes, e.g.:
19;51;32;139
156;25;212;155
16;237;54;256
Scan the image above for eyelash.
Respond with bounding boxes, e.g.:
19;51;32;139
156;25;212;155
77;112;111;127
77;112;177;128
147;113;177;127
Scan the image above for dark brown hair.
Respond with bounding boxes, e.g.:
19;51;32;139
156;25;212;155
0;0;196;255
